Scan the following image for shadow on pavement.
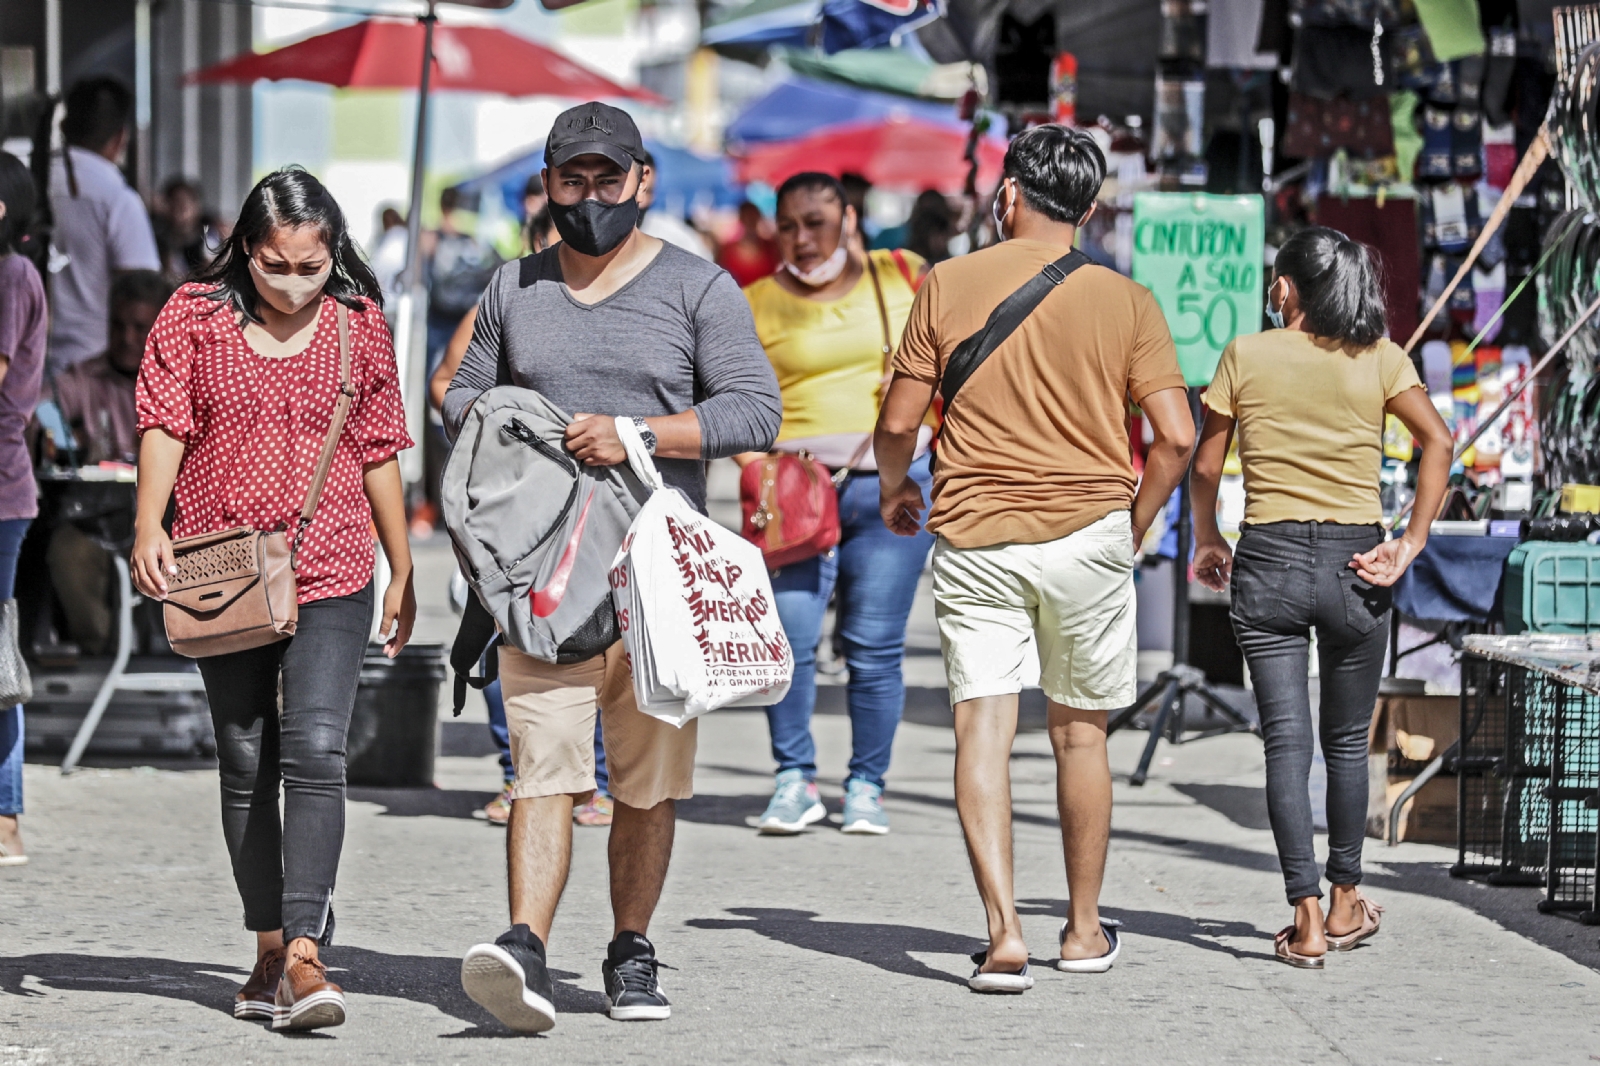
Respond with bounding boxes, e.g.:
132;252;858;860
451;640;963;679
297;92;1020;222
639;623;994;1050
1170;783;1273;831
440;720;503;759
686;907;980;985
675;792;771;828
1367;862;1600;974
1016;900;1277;963
347;788;498;820
0;946;606;1031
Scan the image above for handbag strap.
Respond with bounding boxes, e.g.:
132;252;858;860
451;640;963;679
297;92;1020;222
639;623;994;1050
940;247;1090;410
832;253;898;484
293;302;357;558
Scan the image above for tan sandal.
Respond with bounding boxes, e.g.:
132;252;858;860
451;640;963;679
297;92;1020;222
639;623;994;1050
1274;925;1325;969
1326;894;1383;951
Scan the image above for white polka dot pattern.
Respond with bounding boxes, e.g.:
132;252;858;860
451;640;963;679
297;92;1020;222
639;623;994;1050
135;284;414;604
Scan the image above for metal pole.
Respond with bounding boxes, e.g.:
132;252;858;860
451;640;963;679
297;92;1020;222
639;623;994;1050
401;1;437;292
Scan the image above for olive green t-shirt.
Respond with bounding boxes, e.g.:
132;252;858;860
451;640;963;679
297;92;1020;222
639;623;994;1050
1203;329;1423;526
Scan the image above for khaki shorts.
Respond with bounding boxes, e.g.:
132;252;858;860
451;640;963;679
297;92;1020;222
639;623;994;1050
497;642;697;809
932;511;1137;711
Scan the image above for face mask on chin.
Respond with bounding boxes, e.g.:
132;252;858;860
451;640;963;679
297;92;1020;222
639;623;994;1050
1266;280;1287;329
249;258;331;315
549;195;640;257
782;218;855;287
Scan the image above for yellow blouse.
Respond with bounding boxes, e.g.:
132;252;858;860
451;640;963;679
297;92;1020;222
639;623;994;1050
743;248;925;443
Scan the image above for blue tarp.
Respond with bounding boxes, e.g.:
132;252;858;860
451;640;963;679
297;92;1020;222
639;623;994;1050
725;75;959;148
455;139;744;217
1395;535;1521;623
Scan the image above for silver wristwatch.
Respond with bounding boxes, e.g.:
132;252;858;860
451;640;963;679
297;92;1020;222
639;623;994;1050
631;417;657;455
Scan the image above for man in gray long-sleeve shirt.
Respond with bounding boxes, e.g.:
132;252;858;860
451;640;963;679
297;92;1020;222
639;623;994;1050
452;103;779;1034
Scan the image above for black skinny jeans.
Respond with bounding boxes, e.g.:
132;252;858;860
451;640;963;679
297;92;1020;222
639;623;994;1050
1229;523;1390;904
197;583;373;941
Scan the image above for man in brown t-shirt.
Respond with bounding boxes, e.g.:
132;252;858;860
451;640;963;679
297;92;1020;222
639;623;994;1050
873;124;1195;989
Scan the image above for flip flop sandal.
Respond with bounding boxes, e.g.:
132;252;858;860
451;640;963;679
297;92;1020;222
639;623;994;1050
1056;918;1122;973
0;840;26;867
967;950;1034;993
1326;895;1384;951
1275;926;1326;969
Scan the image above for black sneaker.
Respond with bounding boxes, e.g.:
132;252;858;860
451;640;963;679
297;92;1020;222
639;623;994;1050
461;924;557;1033
602;931;671;1021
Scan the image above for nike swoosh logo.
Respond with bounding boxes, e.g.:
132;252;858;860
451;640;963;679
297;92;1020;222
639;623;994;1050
531;487;595;618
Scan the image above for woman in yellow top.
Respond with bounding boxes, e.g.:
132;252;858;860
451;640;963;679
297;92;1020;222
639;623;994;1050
739;173;932;837
1191;227;1452;969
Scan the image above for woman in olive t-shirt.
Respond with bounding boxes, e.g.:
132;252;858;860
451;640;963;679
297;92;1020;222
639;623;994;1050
1190;228;1453;969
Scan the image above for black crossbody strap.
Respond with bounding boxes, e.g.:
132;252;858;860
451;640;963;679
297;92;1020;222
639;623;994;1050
939;248;1090;410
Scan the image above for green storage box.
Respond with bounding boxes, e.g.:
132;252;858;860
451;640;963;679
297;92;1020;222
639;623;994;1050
1505;542;1600;633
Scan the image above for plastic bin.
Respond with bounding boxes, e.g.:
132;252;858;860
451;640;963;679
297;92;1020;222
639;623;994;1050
347;642;447;787
1505;541;1600;634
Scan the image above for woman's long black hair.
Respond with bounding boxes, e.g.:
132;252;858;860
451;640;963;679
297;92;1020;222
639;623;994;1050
193;166;382;322
1272;226;1387;348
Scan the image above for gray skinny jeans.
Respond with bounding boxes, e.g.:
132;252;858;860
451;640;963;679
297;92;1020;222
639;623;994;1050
1229;522;1390;904
197;583;373;941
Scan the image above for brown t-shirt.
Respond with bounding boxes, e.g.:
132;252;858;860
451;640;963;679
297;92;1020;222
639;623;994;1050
894;239;1185;549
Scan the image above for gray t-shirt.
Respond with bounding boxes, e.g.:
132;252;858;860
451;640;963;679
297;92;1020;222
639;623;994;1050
442;242;781;513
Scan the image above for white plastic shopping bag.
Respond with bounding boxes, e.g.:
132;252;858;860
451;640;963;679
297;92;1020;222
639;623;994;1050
609;418;793;727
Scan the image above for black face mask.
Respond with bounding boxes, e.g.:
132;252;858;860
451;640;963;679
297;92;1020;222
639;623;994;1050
548;195;639;257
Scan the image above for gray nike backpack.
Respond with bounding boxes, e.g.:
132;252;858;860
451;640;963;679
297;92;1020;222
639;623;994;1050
441;386;650;711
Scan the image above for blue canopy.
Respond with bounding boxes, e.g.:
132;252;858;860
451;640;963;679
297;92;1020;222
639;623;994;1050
725;75;959;148
455;139;744;217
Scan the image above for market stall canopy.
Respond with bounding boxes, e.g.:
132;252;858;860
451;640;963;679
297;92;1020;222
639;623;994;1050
726;75;961;147
703;0;942;53
778;46;982;99
733;115;1005;192
702;0;819;49
188;17;662;102
457;139;743;215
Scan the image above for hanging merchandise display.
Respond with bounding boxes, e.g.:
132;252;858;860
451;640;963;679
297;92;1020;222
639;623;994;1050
1130;193;1266;386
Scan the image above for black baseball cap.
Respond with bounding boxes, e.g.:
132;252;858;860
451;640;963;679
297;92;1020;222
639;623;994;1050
545;102;645;171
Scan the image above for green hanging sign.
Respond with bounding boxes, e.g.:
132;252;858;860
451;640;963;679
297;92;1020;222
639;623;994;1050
1130;193;1265;387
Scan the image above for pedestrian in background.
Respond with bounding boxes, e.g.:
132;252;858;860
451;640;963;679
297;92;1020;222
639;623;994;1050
0;152;48;867
738;171;931;836
1191;227;1453;968
46;77;161;374
153;177;221;280
47;269;173;656
876;124;1195;990
717;200;778;287
131;167;415;1030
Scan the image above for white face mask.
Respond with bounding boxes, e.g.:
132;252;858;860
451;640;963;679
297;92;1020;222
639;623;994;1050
782;216;854;288
992;181;1014;241
249;258;331;315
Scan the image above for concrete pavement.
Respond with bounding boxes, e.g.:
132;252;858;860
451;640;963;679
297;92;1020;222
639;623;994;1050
6;530;1600;1064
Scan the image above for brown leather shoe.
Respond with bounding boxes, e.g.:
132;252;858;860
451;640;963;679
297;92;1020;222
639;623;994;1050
234;947;286;1020
272;947;346;1031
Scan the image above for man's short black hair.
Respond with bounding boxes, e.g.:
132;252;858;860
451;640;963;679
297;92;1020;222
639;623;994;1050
61;77;134;152
111;269;174;313
1002;124;1106;225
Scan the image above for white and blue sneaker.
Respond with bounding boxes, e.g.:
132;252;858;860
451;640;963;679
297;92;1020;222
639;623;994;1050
757;769;826;835
840;778;890;835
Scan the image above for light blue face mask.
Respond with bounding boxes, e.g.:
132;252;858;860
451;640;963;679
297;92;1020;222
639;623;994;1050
1266;279;1286;329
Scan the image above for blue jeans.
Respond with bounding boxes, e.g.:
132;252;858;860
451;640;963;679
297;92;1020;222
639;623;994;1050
0;517;32;817
764;454;933;790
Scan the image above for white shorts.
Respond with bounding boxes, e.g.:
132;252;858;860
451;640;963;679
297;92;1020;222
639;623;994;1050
932;511;1137;711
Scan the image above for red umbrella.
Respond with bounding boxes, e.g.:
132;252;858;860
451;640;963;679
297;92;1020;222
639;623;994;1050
189;18;660;102
733;116;1007;193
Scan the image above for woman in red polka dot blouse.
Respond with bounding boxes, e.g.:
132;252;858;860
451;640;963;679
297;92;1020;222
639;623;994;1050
131;168;414;1031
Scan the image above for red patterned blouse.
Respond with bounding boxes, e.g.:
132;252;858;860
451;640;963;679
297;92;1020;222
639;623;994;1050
135;284;413;604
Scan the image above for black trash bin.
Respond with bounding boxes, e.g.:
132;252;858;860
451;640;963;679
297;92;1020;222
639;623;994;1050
347;642;447;787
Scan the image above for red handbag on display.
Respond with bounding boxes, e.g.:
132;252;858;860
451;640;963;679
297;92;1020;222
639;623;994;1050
739;253;911;570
